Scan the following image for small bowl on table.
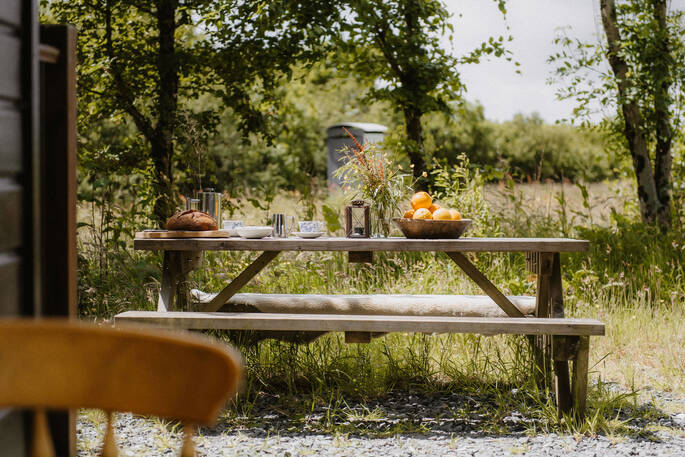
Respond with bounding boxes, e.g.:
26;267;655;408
236;226;273;239
392;218;472;239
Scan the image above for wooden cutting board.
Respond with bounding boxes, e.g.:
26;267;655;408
135;230;230;239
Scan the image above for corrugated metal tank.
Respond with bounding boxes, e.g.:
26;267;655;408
326;122;388;189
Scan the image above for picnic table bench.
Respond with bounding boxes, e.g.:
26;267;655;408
115;236;603;418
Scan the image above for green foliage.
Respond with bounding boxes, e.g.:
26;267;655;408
322;205;343;234
206;102;327;200
491;114;617;181
424;103;496;167
181;65;399;201
429;154;498;237
335;0;466;116
205;91;618;200
45;0;222;222
549;2;685;134
424;104;621;182
671;141;685;225
329;0;512;179
568;213;685;308
44;0;339;223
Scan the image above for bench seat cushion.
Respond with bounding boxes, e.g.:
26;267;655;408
191;291;536;318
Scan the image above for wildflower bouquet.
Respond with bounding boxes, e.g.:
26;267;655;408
333;127;410;236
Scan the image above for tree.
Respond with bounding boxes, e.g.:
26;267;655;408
550;0;685;228
332;0;511;186
45;0;337;226
46;0;207;225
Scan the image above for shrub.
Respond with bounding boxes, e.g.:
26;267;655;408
424;106;621;182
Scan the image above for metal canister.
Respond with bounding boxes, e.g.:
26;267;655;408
198;188;221;222
272;214;294;237
185;198;201;211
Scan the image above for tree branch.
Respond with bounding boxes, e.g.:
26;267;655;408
371;18;404;81
104;0;154;140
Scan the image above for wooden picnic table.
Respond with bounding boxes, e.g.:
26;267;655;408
117;236;602;418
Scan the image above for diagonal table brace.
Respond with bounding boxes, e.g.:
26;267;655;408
443;251;525;318
201;251;281;312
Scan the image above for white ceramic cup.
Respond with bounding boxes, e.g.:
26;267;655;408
298;221;324;233
222;220;244;236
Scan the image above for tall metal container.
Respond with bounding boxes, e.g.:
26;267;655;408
326;122;388;190
198;188;221;222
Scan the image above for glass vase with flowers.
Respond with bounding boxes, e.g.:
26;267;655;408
333;128;410;237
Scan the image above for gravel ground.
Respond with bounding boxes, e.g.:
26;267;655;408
78;389;685;456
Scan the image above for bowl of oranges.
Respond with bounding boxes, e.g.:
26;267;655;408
393;191;472;239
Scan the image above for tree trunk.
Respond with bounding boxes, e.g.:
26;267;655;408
653;0;673;228
600;0;663;224
150;135;176;227
401;3;428;189
403;106;427;189
151;0;179;226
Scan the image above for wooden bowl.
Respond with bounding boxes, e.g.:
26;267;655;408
393;218;472;239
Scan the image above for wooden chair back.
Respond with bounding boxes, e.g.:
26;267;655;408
0;319;242;457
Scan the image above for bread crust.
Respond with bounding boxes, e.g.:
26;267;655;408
165;210;218;231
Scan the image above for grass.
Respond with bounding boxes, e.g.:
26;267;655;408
77;179;685;442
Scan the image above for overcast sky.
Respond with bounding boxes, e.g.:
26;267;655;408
444;0;684;123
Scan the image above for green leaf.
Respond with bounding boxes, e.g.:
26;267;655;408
322;205;342;233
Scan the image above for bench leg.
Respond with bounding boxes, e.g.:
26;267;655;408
572;336;590;420
549;253;573;418
554;360;572;417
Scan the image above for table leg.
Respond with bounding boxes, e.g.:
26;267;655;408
550;252;573;417
534;252;554;389
177;251;203;310
157;250;203;312
158;251;181;312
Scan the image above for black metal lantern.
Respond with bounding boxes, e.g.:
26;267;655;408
345;200;370;238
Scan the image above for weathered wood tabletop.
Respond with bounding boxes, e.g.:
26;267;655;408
133;236;590;252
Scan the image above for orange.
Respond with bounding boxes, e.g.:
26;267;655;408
428;203;441;213
449;209;461;221
403;209;415;219
432;208;451;220
413;208;433;219
410;191;432;210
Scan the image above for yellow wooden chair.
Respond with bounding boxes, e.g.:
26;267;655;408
0;319;242;457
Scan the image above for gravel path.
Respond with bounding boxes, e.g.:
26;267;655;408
78;389;685;456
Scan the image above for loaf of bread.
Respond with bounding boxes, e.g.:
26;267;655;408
165;210;218;231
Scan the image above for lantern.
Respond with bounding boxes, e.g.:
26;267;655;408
345;200;370;238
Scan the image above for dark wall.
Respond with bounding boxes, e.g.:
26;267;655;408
0;0;40;454
0;0;29;318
